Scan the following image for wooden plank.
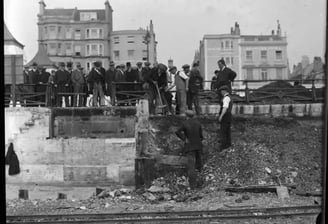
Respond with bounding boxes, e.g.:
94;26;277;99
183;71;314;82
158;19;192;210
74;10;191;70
224;184;296;193
295;191;322;197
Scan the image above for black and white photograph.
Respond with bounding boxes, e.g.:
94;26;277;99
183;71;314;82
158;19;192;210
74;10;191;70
4;0;327;223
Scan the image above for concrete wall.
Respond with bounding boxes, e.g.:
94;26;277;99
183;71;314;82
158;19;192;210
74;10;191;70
5;107;136;186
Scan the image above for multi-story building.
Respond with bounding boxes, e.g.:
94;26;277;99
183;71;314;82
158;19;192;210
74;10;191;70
34;0;157;72
110;20;157;66
198;22;289;90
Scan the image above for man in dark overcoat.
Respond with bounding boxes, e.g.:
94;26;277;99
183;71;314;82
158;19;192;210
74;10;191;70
176;110;204;189
54;62;71;107
216;58;236;101
187;62;203;115
36;66;50;105
87;61;105;106
105;61;116;100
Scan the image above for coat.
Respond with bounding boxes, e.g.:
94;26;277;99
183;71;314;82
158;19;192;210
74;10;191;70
216;67;237;91
188;68;203;93
5;143;20;175
176;118;204;152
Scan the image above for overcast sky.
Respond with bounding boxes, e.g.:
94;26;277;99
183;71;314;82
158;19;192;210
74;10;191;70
4;0;326;70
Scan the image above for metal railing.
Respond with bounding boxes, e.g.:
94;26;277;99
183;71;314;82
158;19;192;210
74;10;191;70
4;79;326;107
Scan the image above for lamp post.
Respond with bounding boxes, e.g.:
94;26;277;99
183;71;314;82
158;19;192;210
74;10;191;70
143;29;151;62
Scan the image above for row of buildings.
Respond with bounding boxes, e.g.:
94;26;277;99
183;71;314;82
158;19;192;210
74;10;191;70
27;0;157;71
195;21;290;89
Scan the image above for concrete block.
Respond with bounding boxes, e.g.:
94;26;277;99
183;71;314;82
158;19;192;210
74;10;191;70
6;165;64;183
119;165;135;186
310;103;323;117
136;99;149;117
106;164;120;182
103;138;136;164
291;104;306;117
231;105;238;115
19;189;28;200
270;104;283;117
304;104;311;116
241;105;254;115
63;166;107;182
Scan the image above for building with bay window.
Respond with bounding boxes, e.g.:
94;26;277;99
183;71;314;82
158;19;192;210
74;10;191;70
198;21;289;90
35;0;157;72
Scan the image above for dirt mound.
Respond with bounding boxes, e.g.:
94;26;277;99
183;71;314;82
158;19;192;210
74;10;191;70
148;116;323;192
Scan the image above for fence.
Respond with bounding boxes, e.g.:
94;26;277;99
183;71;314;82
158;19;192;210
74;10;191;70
4;79;326;107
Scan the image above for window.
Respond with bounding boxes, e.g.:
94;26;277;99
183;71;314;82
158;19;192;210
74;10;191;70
128;50;135;59
275;50;282;60
261;69;268;80
225;57;230;65
49;26;56;39
221;42;224;49
44;27;48;38
49;43;56;54
127;36;135;43
86;44;104;56
142;50;147;61
74;45;81;56
80;12;97;21
86;28;103;39
99;29;103;38
57;43;62;55
246;69;253;80
114;36;119;44
65;27;72;39
231;57;234;65
75;30;81;40
246;50;253;60
65;43;72;55
225;40;230;48
58;26;62;36
261;50;267;60
231;40;233;48
276;68;283;79
114;50;120;60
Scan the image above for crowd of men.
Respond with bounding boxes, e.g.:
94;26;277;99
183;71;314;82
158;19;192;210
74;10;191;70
23;58;236;115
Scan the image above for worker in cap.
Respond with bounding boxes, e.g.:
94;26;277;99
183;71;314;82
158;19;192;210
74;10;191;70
187;62;203;115
136;62;142;66
175;109;204;189
109;61;115;66
217;85;233;151
66;62;73;68
144;61;151;67
182;64;190;69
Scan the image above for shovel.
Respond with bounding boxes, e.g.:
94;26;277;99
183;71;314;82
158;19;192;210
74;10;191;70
154;82;167;112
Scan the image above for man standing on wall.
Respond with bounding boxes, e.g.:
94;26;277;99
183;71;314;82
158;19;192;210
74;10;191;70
187;62;203;115
71;63;85;107
216;59;236;101
217;85;233;150
54;62;71;107
87;61;105;107
105;61;116;102
176;110;204;189
175;64;190;116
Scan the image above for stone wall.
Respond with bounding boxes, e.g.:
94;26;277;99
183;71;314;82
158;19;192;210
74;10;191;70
5;107;136;186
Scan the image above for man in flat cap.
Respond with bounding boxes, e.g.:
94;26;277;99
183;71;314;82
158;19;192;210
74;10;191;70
105;61;116;102
174;64;190;115
176;109;204;189
71;63;85;107
216;58;236;101
113;64;127;105
87;61;106;106
187;62;203;115
217;85;233;150
54;62;71;107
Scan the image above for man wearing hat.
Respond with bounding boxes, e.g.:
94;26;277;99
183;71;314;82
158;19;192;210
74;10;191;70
36;66;50;105
66;62;74;106
29;62;39;85
217;85;233;150
87;61;106;106
176;110;204;189
71;63;85;107
54;62;71;107
174;64;190;115
187;62;203;115
23;65;30;84
105;61;116;101
125;62;138;105
113;64;126;105
216;58;236;96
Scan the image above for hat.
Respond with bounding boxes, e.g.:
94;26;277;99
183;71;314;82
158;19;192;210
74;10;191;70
119;64;125;68
218;85;229;92
218;58;226;66
94;61;101;67
136;62;142;66
109;61;115;66
144;62;151;66
185;110;195;117
169;66;177;72
126;62;131;66
182;64;190;69
214;70;219;74
32;62;38;67
66;62;73;68
58;62;65;67
158;63;167;71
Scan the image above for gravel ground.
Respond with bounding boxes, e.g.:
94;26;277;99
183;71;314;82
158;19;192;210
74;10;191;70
6;116;323;224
